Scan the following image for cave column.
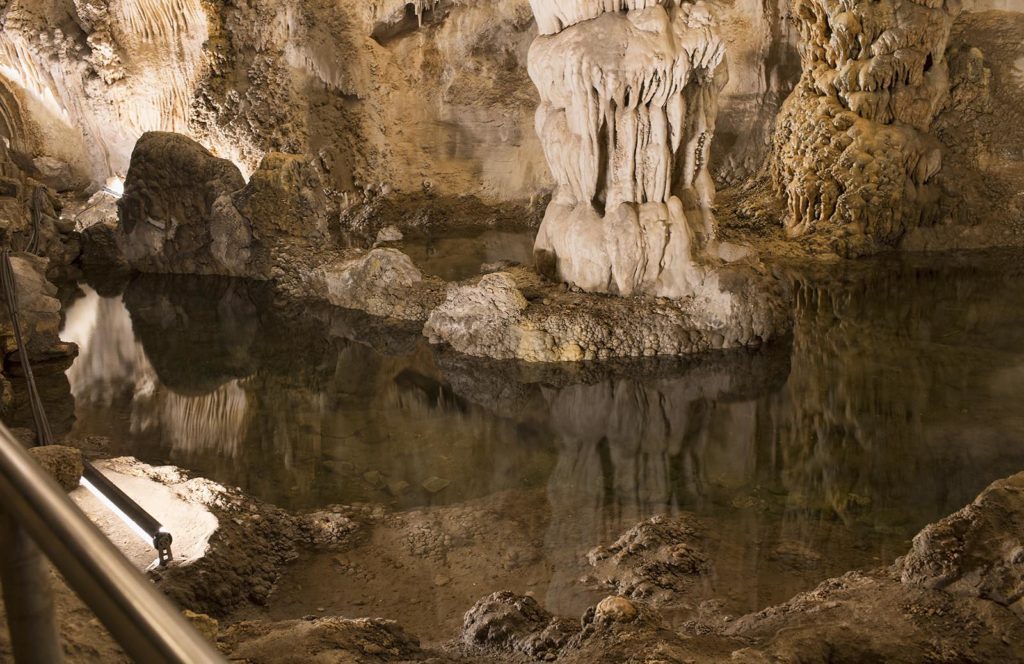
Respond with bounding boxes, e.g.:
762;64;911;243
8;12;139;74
527;1;728;298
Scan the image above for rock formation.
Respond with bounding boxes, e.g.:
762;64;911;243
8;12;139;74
527;0;731;297
118;132;335;280
119;132;253;276
768;0;962;255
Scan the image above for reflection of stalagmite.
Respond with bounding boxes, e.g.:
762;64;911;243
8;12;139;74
539;371;767;614
527;1;729;297
62;287;152;406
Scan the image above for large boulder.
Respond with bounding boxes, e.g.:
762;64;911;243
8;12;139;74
233;152;334;282
898;471;1024;614
118;132;257;277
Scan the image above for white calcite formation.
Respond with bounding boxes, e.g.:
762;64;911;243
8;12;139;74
0;0;209;184
769;0;962;256
527;0;730;298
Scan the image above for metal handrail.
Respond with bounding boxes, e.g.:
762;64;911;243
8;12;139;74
0;422;226;662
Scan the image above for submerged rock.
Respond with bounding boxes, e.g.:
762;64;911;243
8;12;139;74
222;616;435;663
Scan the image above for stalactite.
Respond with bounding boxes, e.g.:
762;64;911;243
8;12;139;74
0;0;210;183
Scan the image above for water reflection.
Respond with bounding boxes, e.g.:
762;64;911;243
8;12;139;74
60;251;1024;615
62;284;253;462
402;229;536;281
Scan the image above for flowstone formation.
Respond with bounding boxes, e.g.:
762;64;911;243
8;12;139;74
769;0;962;256
527;0;730;298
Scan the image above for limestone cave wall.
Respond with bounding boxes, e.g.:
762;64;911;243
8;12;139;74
0;0;803;204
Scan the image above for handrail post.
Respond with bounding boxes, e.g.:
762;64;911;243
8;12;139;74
0;509;64;663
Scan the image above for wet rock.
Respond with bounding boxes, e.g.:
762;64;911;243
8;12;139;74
726;570;1024;663
181;610;219;642
386;479;411;497
222;616;438;662
586;515;710;604
316;249;443;322
898;471;1024;612
303;510;360;548
119;132;254;277
593;596;638;624
27;445;83;491
422;272;532;360
424;265;790;362
769;540;823;571
461;591;577;659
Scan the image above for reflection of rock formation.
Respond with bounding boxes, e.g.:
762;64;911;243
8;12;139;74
777;256;1024;524
61;256;1024;622
769;0;961;255
62;283;252;464
536;361;783;615
439;254;1024;616
121;274;265;392
528;1;729;297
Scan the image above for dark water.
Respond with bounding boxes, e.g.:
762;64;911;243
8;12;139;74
57;250;1024;617
401;229;536;281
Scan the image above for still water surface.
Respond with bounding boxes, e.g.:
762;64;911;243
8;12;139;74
58;249;1024;620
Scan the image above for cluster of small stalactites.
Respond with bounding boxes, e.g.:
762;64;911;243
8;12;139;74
530;0;676;35
528;3;725;208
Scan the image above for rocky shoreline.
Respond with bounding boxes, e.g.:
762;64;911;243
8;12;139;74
4;449;1022;662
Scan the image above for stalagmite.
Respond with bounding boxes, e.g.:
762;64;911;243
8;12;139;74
768;0;961;255
527;0;730;298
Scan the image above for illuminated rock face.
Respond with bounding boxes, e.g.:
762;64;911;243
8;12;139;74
527;1;728;298
0;0;209;183
769;0;961;256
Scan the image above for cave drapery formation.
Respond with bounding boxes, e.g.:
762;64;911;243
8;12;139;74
769;0;962;256
527;0;730;298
